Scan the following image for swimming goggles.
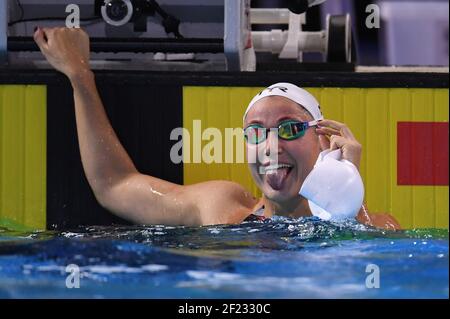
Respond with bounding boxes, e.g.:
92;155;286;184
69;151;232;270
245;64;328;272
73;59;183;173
244;120;319;145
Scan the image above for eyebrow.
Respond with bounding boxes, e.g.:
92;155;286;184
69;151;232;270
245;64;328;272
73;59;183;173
276;116;302;123
246;119;263;126
245;117;304;129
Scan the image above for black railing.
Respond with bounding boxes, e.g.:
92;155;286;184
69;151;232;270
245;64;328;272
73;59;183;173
8;36;224;53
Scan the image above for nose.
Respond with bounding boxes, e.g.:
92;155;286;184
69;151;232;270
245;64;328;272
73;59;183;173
264;129;280;158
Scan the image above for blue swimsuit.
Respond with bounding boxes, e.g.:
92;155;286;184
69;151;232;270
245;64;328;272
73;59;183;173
244;205;266;222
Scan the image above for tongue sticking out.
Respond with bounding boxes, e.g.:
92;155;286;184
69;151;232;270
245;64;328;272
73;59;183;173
266;168;290;190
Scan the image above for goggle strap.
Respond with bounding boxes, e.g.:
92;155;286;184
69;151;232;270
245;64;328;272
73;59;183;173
308;120;319;127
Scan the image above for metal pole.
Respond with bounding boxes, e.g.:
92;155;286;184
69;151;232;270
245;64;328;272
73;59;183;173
0;0;7;64
250;8;291;24
7;37;224;53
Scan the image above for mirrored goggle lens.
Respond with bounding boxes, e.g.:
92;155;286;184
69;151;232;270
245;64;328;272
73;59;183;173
245;126;266;144
278;122;306;140
245;122;308;144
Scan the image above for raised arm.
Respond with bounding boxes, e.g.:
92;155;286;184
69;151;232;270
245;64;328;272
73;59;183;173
33;27;258;226
33;27;180;224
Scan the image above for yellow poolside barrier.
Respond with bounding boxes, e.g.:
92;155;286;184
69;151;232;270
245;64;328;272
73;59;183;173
0;85;47;230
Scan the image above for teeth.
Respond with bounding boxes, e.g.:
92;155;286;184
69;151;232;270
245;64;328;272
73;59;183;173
260;164;292;174
266;164;292;170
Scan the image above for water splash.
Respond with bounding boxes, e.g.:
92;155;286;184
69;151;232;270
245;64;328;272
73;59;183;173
0;217;447;298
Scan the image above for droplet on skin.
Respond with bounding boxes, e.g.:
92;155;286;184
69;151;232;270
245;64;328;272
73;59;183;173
149;186;163;196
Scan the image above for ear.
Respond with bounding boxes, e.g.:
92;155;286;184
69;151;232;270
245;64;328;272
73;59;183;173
318;134;330;151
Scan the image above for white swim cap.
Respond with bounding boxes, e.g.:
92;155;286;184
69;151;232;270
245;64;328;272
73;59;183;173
243;83;323;122
299;149;365;221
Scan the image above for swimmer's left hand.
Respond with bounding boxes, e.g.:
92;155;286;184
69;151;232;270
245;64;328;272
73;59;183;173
315;119;362;169
357;206;402;230
368;213;401;230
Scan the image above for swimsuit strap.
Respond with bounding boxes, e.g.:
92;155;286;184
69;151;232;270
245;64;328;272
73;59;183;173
244;205;266;222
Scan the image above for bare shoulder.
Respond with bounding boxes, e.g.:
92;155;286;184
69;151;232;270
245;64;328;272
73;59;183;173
183;180;259;225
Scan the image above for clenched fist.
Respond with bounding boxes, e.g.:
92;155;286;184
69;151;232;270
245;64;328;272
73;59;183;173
34;27;91;80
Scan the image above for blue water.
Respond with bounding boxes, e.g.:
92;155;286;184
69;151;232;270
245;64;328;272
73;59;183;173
0;217;448;298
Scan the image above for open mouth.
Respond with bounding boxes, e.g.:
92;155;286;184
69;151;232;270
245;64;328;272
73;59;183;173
260;164;293;191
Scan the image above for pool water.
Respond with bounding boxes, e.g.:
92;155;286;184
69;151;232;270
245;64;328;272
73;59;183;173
0;217;448;298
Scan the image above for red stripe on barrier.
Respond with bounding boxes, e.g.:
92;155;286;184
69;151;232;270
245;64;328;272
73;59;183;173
398;122;449;185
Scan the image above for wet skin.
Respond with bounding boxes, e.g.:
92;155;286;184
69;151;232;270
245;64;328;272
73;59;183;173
33;27;400;230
